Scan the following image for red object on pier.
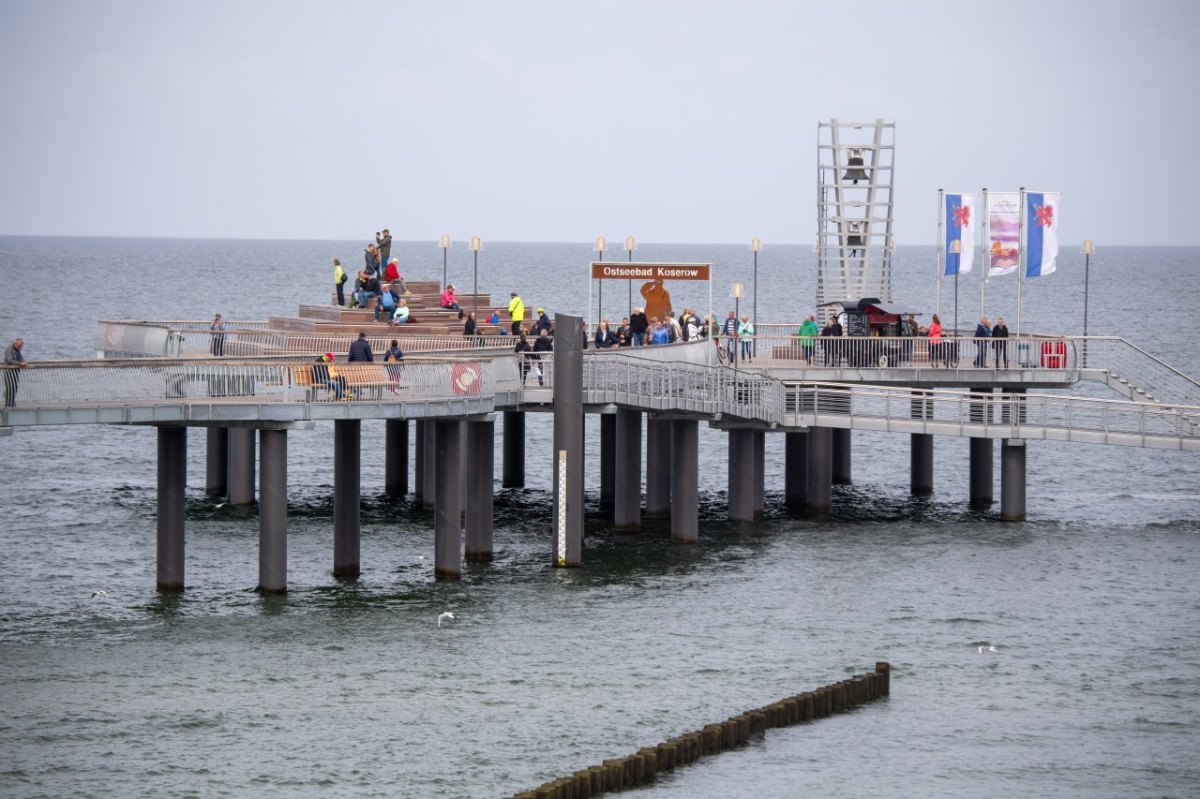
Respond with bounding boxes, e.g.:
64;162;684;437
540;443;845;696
1040;341;1066;368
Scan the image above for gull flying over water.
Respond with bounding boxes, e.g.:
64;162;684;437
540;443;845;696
437;611;456;628
978;645;998;654
91;590;108;599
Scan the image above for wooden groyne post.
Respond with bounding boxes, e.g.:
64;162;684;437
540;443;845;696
510;662;891;798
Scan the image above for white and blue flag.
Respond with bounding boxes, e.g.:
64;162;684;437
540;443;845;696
1025;192;1060;278
943;193;977;275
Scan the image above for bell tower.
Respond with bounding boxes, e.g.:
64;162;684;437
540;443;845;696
815;119;896;322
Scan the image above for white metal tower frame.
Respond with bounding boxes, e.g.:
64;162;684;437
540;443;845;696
815;119;896;323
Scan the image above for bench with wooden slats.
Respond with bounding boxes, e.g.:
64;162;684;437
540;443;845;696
291;363;396;401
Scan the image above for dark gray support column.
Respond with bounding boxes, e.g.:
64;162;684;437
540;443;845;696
910;389;934;496
385;419;408;497
413;420;425;502
205;426;228;499
727;428;754;522
969;437;994;508
333;420;361;578
422;419;436;509
911;434;934;496
258;428;288;593
465;418;494;561
752;430;765;519
434;420;464;578
156;426;186;591
228;427;256;506
502;410;525;488
670;419;699;544
552;313;584;566
784;431;808;509
645;417;672;517
1001;438;1026;521
599;413;616;511
807;426;832;515
832;427;852;485
614;408;642;530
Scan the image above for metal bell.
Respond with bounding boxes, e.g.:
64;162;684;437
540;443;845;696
846;221;865;248
842;148;869;184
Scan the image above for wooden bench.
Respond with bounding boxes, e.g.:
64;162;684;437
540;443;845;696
292;363;395;401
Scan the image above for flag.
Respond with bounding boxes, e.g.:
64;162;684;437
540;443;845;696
943;193;976;275
987;192;1021;277
1025;191;1060;278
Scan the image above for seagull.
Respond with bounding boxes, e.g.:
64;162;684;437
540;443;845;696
91;590;108;599
215;502;228;509
978;645;997;653
437;611;456;628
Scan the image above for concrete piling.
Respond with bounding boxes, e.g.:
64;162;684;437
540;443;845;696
205;426;228;498
511;663;891;797
333;420;361;578
613;408;642;530
384;419;408;497
784;430;808;509
156;425;186;592
644;417;672;517
258;428;288;593
502;410;526;488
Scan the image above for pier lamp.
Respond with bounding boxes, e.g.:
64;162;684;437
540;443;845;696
1082;239;1094;363
624;236;636;315
595;236;607;321
439;234;451;292
469;235;482;321
731;281;744;366
750;237;761;359
949;238;962;335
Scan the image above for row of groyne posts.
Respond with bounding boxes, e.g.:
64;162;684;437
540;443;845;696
154;317;1028;592
511;663;891;798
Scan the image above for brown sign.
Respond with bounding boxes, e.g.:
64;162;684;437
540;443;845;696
590;262;711;281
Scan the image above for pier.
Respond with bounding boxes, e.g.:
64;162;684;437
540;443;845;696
3;299;1199;594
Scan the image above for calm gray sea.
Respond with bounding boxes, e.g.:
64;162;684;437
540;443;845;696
1;237;1198;798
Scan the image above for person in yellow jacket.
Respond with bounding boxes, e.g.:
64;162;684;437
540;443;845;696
333;258;348;306
507;292;525;336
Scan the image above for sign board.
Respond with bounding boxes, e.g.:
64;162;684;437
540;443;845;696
590;262;711;281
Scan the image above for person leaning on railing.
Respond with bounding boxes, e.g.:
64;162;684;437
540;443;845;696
4;337;28;407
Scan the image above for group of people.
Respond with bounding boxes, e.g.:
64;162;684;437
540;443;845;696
331;228;417;323
309;333;405;400
789;311;1012;368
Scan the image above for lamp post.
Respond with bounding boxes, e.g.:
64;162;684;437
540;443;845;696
595;236;607;322
731;281;744;366
469;235;481;322
1082;239;1094;365
950;238;962;335
439;234;451;292
624;236;636;316
750;237;761;359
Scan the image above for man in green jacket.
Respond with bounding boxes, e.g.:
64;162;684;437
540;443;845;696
797;314;819;365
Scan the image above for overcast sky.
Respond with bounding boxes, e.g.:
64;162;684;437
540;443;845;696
1;0;1197;245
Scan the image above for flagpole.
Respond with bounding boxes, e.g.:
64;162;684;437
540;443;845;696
1016;186;1026;336
936;188;944;317
980;188;988;318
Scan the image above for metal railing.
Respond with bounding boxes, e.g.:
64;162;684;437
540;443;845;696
740;333;1077;371
783;383;1200;447
1077;336;1200;406
95;320;514;359
1;357;522;407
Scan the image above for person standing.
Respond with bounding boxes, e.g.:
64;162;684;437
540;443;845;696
722;310;738;362
974;317;992;367
822;316;843;366
992;316;1010;368
507;292;526;336
463;312;481;345
514;330;533;385
348;331;374;362
3;338;28;407
629;307;648;347
534;307;553;336
532;327;554;385
333;258;348;306
209;313;226;356
364;243;381;277
798;314;820;365
376;229;392;265
928;313;944;368
738;314;755;363
594;318;615;349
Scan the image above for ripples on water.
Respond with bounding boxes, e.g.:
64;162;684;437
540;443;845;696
0;238;1198;798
